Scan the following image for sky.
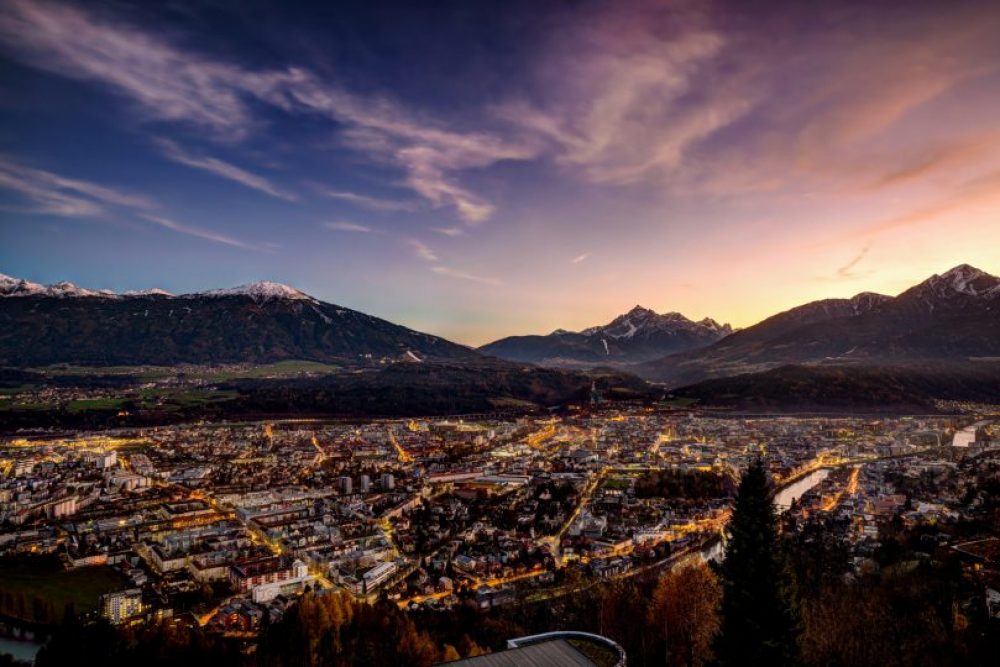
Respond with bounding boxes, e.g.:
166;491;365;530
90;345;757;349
1;0;999;346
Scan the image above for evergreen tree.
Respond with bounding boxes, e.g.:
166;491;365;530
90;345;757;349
715;458;800;666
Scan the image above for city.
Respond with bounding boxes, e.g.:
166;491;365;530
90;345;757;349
3;0;1000;665
2;406;998;663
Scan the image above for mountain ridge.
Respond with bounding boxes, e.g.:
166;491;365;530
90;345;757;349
479;305;732;366
0;274;478;367
639;264;1000;386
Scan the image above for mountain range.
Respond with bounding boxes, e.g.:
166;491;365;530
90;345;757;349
639;264;1000;386
2;264;998;413
0;275;477;366
478;306;732;366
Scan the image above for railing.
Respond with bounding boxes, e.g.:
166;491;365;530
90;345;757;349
507;630;627;666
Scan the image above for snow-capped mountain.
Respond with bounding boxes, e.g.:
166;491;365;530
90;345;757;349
894;264;1000;308
584;306;733;341
0;273;477;366
121;288;175;297
479;306;732;366
640;264;1000;386
0;274;315;302
196;281;313;302
0;273;112;298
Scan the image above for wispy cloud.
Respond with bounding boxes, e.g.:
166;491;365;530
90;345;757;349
315;187;416;213
433;226;464;237
852;169;1000;239
141;214;256;249
0;155;153;216
325;221;375;233
431;266;502;286
494;3;743;186
835;245;870;278
571;253;589;264
408;239;438;262
156;139;296;201
0;0;532;223
0;155;258;250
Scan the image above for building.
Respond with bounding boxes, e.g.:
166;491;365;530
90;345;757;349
250;559;313;602
381;473;395;490
339;476;353;495
359;475;371;493
95;451;118;470
351;561;397;594
101;589;144;625
230;556;299;593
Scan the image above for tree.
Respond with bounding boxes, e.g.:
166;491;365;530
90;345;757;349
648;563;721;667
714;459;801;666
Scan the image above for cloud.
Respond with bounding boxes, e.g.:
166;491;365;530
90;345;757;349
491;0;1000;202
156;139;297;201
494;2;745;185
408;239;438;262
0;0;533;223
852;169;1000;239
835;245;870;278
325;221;375;233
433;226;464;237
431;266;502;286
0;155;259;250
0;155;154;216
571;253;589;264
314;187;416;212
141;214;256;249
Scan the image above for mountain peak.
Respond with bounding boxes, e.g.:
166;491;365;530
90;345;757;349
916;264;999;298
197;281;314;302
0;273;111;298
122;288;175;297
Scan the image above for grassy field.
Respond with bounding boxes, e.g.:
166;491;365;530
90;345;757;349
0;556;127;622
29;359;340;381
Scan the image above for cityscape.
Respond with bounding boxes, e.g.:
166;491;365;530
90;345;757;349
2;404;999;665
2;0;1000;666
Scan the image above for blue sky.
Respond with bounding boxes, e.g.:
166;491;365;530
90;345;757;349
1;0;999;344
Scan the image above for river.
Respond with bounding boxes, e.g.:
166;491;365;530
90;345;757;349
0;636;42;663
774;468;830;511
694;467;831;564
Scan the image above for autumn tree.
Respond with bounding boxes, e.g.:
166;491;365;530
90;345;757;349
648;563;721;667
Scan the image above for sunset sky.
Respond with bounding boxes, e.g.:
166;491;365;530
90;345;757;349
1;0;999;345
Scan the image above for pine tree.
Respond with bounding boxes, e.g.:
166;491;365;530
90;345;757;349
715;458;800;666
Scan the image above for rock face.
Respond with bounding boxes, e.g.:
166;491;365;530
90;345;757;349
0;277;478;366
478;305;732;366
639;264;1000;386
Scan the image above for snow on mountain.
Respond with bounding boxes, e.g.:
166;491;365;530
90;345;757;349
894;264;1000;311
122;288;175;297
1;273;314;301
848;292;892;315
0;273;47;297
195;281;314;302
0;274;113;298
923;264;1000;297
581;305;733;340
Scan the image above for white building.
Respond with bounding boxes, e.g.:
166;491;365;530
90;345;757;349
101;589;144;624
250;560;313;603
95;451;118;470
